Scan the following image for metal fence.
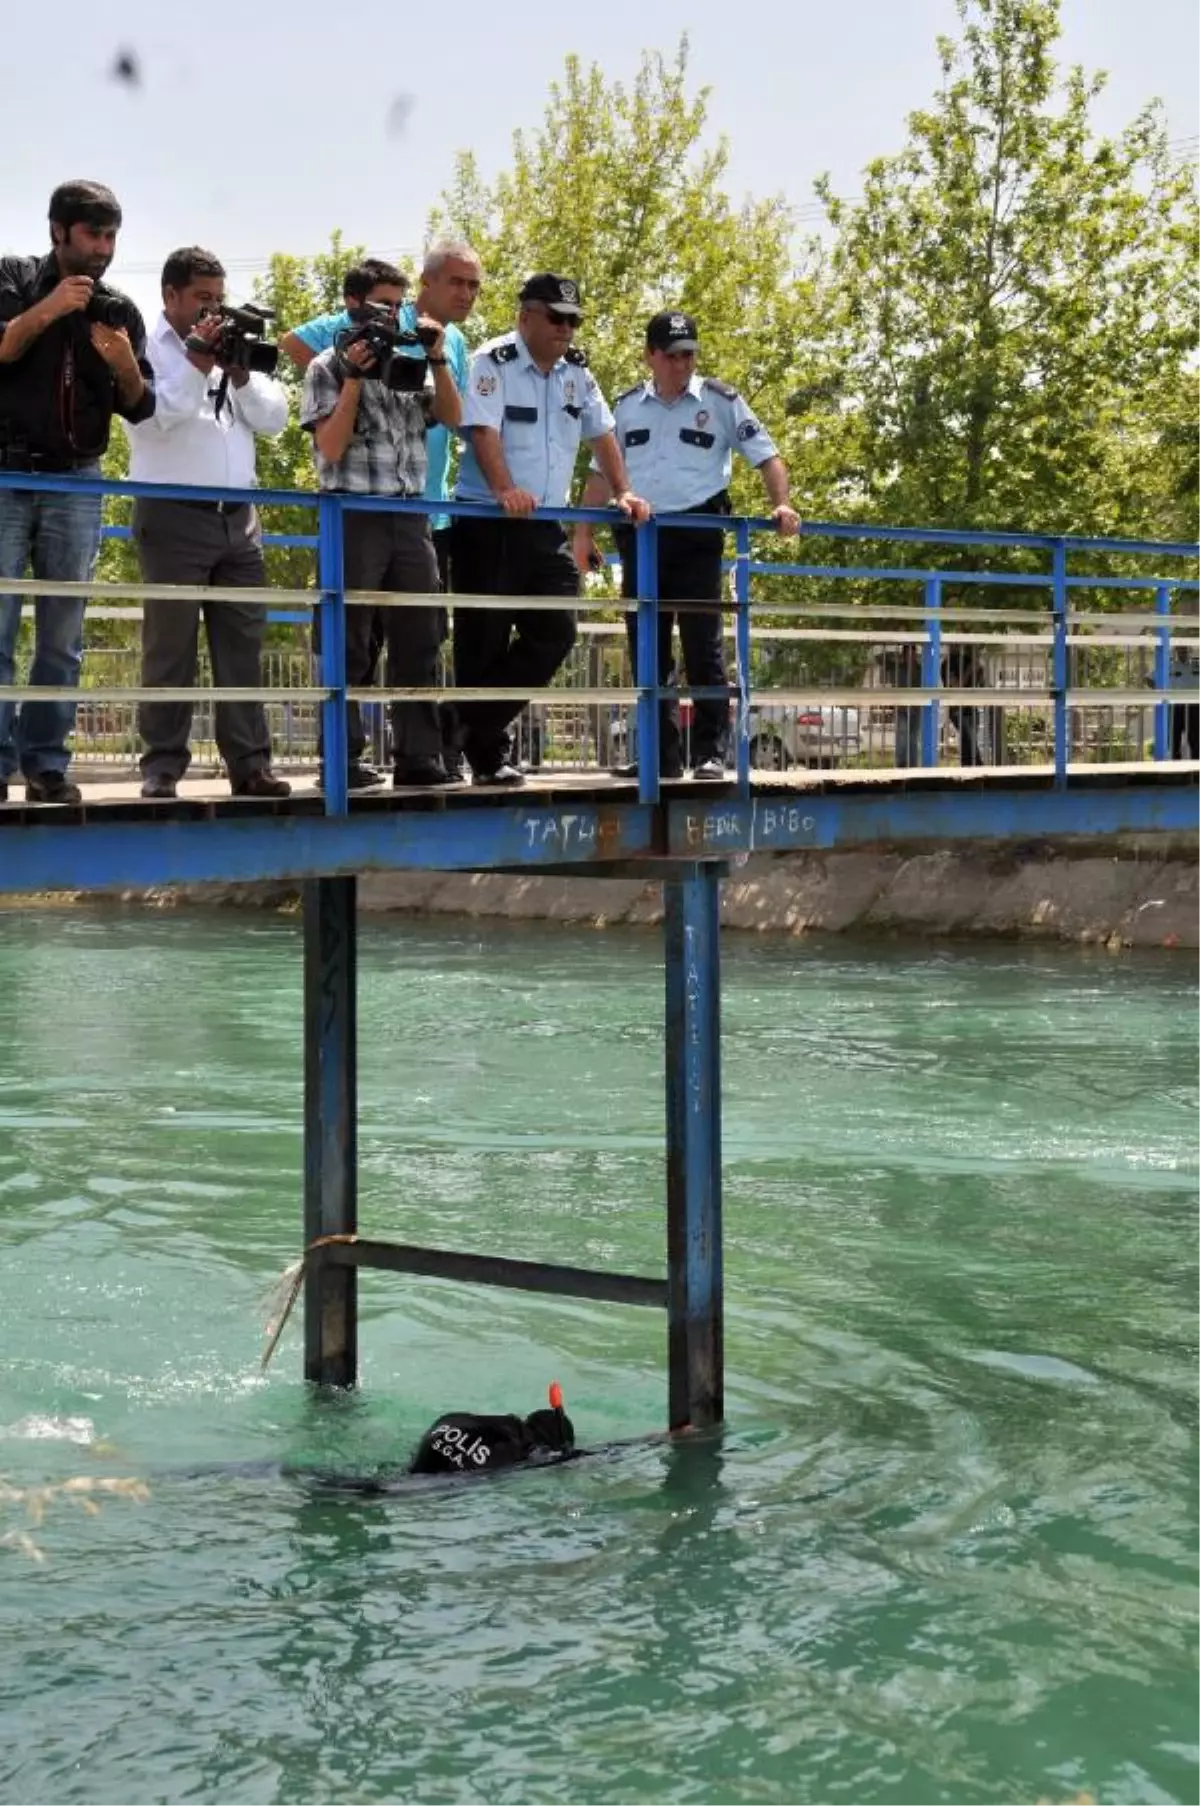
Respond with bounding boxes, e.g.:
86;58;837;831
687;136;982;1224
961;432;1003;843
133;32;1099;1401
3;472;1198;804
62;621;1197;775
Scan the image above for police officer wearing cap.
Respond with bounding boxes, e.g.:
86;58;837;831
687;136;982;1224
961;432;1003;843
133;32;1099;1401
451;273;648;786
576;310;799;780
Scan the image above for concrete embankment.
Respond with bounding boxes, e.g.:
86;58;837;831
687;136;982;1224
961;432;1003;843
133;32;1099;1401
72;832;1197;948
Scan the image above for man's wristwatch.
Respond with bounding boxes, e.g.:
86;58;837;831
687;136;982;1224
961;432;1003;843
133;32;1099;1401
428;355;448;367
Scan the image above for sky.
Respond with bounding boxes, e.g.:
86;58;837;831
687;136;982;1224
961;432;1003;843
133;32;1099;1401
3;0;1196;324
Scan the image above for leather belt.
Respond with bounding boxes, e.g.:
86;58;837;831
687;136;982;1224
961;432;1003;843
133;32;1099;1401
171;499;250;515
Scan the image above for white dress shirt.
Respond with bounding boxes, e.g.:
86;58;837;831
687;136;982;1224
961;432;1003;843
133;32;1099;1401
126;311;289;487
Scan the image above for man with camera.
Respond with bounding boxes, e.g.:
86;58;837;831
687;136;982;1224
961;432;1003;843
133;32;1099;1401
283;244;482;773
282;245;480;577
299;260;462;788
574;310;799;781
126;247;291;799
0;179;154;804
451;273;648;787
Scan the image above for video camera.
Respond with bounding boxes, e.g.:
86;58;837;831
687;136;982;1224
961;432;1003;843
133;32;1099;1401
184;303;279;376
84;288;138;332
334;302;438;393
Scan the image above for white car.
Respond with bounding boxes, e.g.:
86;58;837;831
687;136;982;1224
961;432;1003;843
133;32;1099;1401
746;703;861;769
605;701;862;771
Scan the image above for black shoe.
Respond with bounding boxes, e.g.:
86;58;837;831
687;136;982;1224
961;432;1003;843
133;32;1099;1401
232;769;292;799
0;781;8;803
348;763;385;792
612;761;684;781
443;751;468;784
140;772;178;800
472;762;525;788
25;772;82;805
393;759;454;788
692;758;727;781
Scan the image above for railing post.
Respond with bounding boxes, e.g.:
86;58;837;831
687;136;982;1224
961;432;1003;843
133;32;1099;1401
664;864;724;1430
303;875;358;1387
1052;539;1069;785
317;493;349;814
1153;583;1171;763
921;577;942;768
734;518;752;795
635;518;661;804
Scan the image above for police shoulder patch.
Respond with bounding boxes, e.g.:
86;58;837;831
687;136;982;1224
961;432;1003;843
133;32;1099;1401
614;383;643;404
702;378;739;400
489;340;520;364
564;345;589;367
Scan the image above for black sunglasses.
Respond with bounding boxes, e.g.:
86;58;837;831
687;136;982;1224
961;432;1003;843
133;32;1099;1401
544;307;581;328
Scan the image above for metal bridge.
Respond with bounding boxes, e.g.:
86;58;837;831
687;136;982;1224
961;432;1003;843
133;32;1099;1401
2;469;1196;1430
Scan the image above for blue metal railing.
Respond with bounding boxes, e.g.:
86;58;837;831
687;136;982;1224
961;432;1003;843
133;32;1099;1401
1;468;1197;813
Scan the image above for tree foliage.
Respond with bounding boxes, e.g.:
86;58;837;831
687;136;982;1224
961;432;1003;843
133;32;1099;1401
811;0;1199;541
430;41;825;522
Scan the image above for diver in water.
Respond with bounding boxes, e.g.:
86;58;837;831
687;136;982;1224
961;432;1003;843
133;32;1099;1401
407;1383;576;1477
148;1385;578;1495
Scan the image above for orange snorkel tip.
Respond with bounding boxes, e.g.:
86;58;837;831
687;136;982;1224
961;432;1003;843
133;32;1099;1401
548;1380;564;1411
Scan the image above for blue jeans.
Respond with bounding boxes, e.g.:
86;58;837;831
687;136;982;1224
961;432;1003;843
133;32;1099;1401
0;469;102;780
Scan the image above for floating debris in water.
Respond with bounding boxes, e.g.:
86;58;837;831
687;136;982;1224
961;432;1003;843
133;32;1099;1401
1;1474;150;1560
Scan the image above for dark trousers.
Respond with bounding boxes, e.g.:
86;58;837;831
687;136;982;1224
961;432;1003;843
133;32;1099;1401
134;498;271;784
1171;702;1199;759
330;511;442;770
432;526;459;761
448;517;578;773
617;501;730;770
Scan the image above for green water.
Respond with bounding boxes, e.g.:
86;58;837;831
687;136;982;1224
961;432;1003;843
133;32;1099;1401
0;910;1195;1806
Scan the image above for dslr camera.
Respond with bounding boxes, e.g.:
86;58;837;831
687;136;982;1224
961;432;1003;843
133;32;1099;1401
184;302;279;375
335;302;438;393
84;288;138;332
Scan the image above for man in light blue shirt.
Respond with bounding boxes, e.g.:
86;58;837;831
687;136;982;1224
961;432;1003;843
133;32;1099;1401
450;272;647;786
576;310;799;779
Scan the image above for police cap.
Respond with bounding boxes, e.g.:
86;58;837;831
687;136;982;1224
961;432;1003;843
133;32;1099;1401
646;310;700;352
518;273;584;316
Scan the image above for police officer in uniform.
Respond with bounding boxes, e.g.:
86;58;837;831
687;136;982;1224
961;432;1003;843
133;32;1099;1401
575;311;799;779
451;273;648;786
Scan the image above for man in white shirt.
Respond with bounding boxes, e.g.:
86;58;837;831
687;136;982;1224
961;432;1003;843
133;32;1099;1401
126;247;290;799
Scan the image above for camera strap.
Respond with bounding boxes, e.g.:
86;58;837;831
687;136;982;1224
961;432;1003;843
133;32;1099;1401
58;328;109;461
209;370;232;420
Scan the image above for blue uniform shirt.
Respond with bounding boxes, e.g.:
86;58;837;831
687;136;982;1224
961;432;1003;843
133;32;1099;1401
291;305;469;526
456;330;614;508
605;373;778;512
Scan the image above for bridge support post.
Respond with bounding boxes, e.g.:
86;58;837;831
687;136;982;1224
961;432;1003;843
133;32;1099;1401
303;875;358;1386
663;863;724;1430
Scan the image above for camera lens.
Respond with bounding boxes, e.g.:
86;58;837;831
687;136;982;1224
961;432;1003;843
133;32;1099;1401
87;294;129;330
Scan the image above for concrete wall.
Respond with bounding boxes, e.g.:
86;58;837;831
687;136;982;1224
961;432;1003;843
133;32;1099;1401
102;834;1198;950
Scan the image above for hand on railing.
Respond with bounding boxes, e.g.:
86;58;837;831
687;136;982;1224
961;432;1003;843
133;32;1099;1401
616;491;652;523
496;485;539;517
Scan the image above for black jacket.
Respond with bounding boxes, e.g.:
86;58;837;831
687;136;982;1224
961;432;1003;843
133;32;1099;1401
0;253;155;465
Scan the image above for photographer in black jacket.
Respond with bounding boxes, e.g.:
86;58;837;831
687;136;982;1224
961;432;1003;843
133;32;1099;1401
0;180;154;803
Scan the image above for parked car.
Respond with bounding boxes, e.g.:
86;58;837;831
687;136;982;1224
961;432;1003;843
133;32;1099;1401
604;700;862;771
745;702;862;769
